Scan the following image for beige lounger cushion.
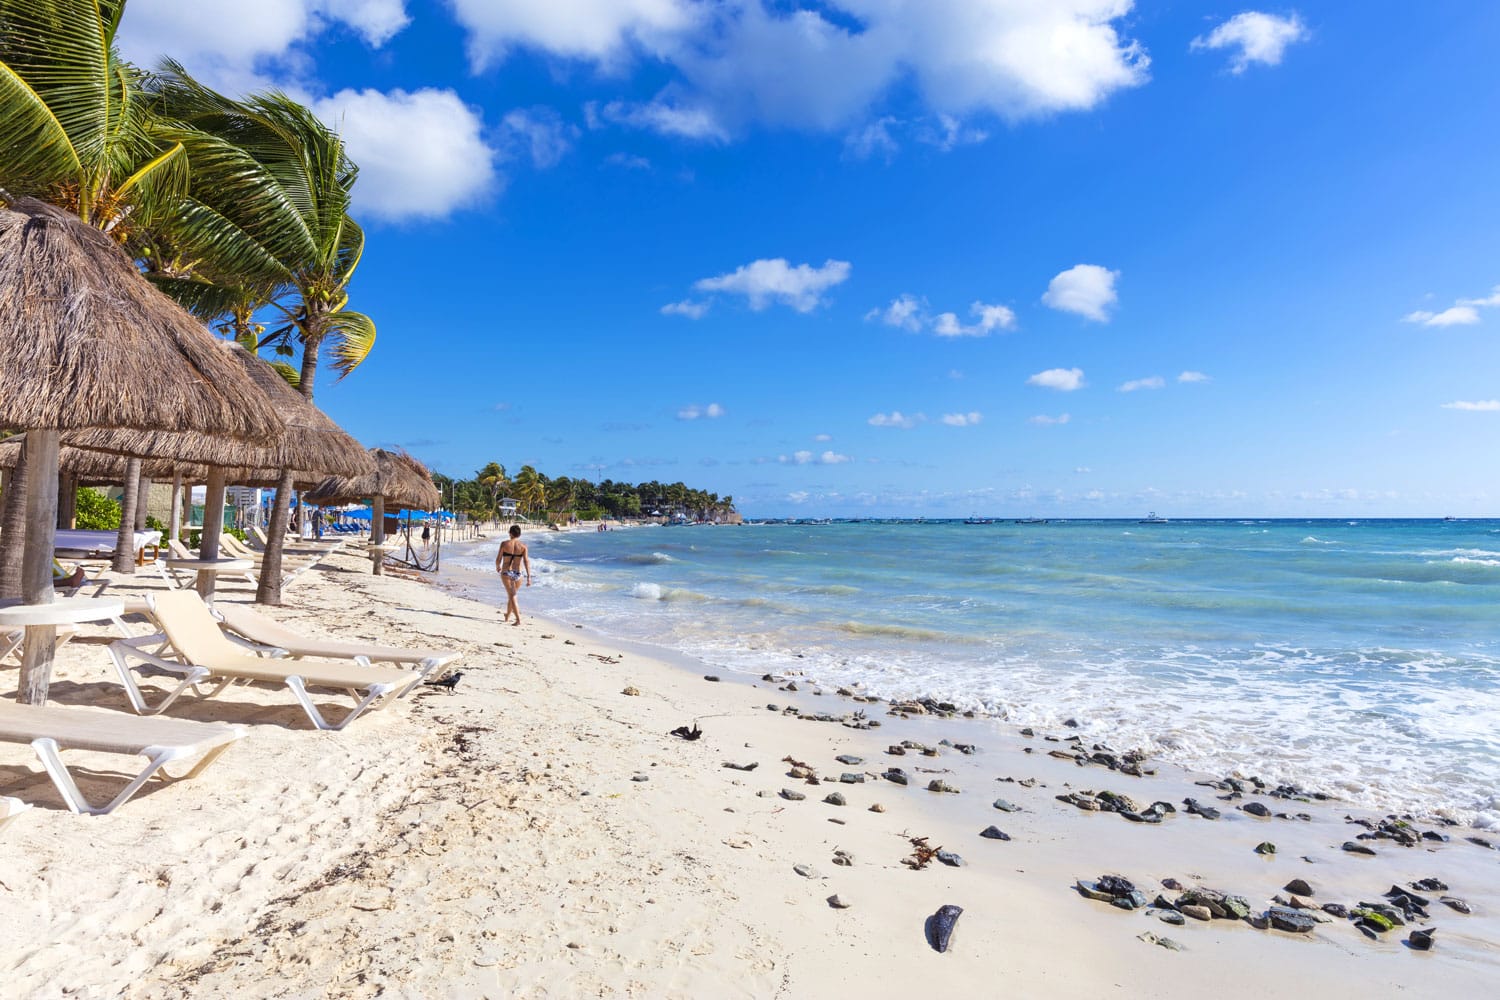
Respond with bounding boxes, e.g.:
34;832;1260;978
0;701;241;757
154;592;414;690
215;604;457;667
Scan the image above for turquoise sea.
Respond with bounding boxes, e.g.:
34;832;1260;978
449;519;1500;826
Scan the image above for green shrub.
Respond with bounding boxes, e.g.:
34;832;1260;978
74;488;121;530
145;514;167;533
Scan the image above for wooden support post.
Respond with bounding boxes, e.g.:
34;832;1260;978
17;429;60;705
370;495;385;576
56;472;77;529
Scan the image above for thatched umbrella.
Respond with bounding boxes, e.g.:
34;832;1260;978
306;449;439;575
0;196;286;703
59;340;375;600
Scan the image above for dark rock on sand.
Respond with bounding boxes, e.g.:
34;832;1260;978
824;792;847;806
1407;927;1436;951
828;894;851;909
979;826;1011;841
1321;903;1349;918
1412;877;1449;892
835;754;863;765
839;772;865;784
1284;878;1313;897
1342;841;1377;856
1440;896;1471;915
993;798;1022;812
1020;727;1035;737
1161;878;1184;891
1267;906;1316;933
1242;802;1271;817
722;761;759;772
1076;880;1114;902
780;789;807;801
1137;931;1184;951
1254;842;1277;856
1181;904;1212;922
1387;885;1431;907
1157;909;1186;926
793;863;820;878
927;779;959;794
1182;798;1221;820
885;769;909;786
936;850;964;868
926;904;964;953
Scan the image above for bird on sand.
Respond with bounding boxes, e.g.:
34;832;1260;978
424;671;464;693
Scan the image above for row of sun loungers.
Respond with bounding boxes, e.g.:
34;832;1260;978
1;567;458;817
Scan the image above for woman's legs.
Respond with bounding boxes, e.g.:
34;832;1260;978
502;575;521;624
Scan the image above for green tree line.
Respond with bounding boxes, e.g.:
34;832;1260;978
432;463;737;524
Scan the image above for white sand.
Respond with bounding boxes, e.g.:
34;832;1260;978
1;540;1496;998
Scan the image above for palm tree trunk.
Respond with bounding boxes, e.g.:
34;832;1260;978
369;495;385;576
197;468;226;600
112;457;142;574
256;471;295;605
57;473;77;528
18;429;61;704
0;458;27;599
169;473;183;542
136;476;151;529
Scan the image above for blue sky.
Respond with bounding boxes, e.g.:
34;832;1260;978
118;2;1500;517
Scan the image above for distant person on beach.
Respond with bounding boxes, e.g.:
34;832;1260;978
495;525;531;625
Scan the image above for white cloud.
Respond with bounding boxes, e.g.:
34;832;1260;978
501;107;579;168
1074;466;1091;473
1119;376;1165;392
450;0;694;69
1042;264;1119;322
1178;370;1212;383
677;402;725;420
1191;12;1309;74
1404;306;1481;327
813;433;833;442
589;99;729;141
606;152;653;170
844;116;901;160
661;299;711;319
868;411;925;429
1459;286;1500;308
787;491;811;504
693;258;852;312
311;89;497;222
450;2;1149;138
781;450;852;465
869;295;1015;336
941;412;982;427
1027;367;1086;391
117;1;410;92
1028;413;1072;426
1442;400;1500;412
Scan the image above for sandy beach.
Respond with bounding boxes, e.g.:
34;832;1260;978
1;536;1497;999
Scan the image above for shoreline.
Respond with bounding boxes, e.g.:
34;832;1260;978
1;544;1496;996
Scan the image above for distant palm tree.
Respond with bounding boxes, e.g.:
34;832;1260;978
476;462;507;521
513;465;545;516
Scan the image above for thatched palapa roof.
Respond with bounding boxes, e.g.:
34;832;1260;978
0;437;212;484
0;198;283;441
62;340;375;481
305;448;440;512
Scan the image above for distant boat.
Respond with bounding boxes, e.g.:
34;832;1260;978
964;516;994;525
1138;512;1169;524
1015;517;1048;525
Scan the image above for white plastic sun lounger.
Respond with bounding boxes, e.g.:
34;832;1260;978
0;702;245;815
1;794;31;831
213;603;458;677
107;591;423;731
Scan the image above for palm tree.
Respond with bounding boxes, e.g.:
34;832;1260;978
137;69;375;604
476;462;507;522
513;465;545;517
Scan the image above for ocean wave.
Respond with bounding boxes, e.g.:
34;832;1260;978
629;582;709;602
618;552;675;565
1301;536;1333;545
1450;556;1500;567
836;620;952;641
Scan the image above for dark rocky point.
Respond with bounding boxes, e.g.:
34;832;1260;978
1284;878;1313;897
780;788;807;801
979;825;1011;841
1440;896;1471;915
1267;906;1316;933
1242;802;1271;817
1407;927;1436;951
1341;841;1377;856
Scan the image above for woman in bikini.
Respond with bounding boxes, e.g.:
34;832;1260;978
495;525;531;625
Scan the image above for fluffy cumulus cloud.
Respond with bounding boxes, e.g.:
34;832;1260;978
813;433;833;442
1042;264;1119;322
450;1;1149;140
677;402;725;420
868;411;926;429
1027;367;1086;391
1028;413;1072;426
1442;400;1500;412
117;1;410;92
1119;375;1165;392
1190;12;1309;74
311;89;497;222
692;258;852;312
941;412;982;427
867;295;1015;336
1178;370;1212;383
